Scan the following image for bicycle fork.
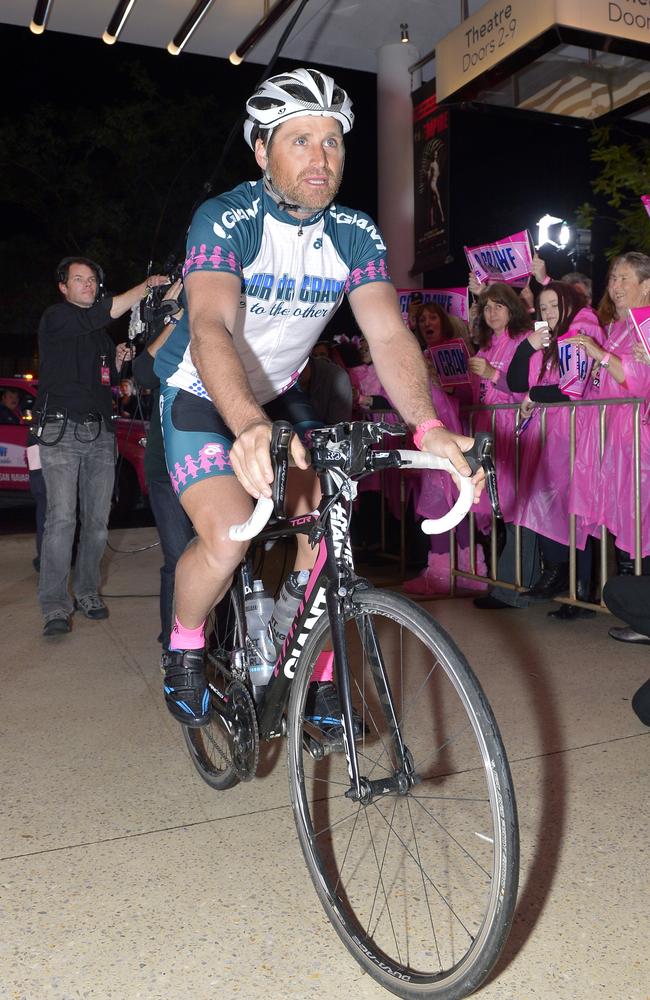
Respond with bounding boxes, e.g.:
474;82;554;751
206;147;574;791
326;585;418;806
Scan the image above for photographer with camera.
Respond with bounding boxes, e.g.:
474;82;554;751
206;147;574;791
36;256;168;637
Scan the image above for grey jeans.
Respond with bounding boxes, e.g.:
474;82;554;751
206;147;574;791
38;419;115;620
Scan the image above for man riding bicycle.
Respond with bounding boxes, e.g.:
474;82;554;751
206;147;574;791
154;67;484;732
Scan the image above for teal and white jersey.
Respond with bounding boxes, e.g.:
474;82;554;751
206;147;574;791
154;179;391;405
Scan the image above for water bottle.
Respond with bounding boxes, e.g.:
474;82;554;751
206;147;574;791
244;580;275;693
269;569;310;652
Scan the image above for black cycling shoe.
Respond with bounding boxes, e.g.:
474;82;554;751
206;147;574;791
304;681;364;743
162;648;210;728
43;615;71;637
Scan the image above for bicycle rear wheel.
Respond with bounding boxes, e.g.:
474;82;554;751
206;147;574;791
287;588;518;999
182;594;240;791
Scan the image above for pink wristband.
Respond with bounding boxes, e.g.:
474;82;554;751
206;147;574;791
413;418;445;450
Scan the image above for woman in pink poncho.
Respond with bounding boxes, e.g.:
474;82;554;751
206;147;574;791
467;283;539;610
507;281;604;618
568;252;650;571
468;283;532;525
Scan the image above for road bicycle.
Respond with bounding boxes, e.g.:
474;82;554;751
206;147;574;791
182;420;518;1000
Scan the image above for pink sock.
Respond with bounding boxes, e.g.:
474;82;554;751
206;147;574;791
170;618;205;651
310;650;334;684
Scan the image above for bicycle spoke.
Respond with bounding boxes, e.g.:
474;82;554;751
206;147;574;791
288;590;518;996
405;795;442;971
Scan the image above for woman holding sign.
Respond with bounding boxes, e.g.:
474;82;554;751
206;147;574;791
507;281;603;618
568;252;650;573
404;304;486;595
466;284;538;610
468;284;532;523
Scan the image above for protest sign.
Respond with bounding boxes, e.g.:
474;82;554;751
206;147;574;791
397;288;469;329
428;338;471;387
557;333;592;398
464;230;534;286
629;305;650;354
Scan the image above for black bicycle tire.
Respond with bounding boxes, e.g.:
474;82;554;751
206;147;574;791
286;588;519;1000
181;596;240;791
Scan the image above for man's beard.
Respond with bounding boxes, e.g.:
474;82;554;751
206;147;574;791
269;161;343;213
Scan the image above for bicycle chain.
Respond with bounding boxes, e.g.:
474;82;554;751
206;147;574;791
225;680;259;781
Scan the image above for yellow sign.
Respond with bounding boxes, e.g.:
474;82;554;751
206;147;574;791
557;0;650;42
436;0;650;103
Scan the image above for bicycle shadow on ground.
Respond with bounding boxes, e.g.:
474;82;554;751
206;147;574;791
482;607;568;982
255;736;284;778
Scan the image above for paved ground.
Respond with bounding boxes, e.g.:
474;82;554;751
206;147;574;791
1;525;648;1000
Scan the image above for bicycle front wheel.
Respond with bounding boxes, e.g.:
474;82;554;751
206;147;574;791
287;589;518;1000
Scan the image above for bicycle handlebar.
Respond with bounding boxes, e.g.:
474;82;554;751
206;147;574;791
229;442;478;542
229;496;276;542
396;450;474;534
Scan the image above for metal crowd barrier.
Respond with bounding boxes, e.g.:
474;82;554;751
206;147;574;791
368;399;647;611
462;397;647;610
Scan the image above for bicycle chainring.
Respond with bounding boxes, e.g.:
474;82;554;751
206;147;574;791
225;680;259;781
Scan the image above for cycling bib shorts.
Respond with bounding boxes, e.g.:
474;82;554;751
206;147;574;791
160;383;321;496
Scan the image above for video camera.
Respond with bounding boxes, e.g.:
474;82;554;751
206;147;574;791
136;256;184;342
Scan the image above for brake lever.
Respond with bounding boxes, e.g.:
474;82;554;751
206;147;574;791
463;432;503;519
270;420;293;518
370;420;406;438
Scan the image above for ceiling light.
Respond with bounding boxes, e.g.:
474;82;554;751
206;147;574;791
400;23;409;44
102;0;138;45
29;0;55;34
229;0;298;66
167;0;217;56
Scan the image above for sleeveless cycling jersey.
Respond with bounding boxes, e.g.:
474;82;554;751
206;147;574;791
154;179;390;405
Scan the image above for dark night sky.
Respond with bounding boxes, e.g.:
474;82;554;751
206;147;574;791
0;21;380;350
1;20;648;354
0;22;379;216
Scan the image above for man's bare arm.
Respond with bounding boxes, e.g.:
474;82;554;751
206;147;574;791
349;281;483;493
110;274;168;319
348;282;439;427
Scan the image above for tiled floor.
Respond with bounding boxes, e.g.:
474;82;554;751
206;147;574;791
2;527;648;1000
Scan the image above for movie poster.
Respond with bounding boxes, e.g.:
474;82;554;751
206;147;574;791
412;80;450;274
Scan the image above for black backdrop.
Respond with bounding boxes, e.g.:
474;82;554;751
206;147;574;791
412;94;646;302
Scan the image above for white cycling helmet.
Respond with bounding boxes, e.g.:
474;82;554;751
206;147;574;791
244;67;354;150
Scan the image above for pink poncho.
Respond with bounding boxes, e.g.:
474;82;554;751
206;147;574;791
569;317;650;558
515;307;604;547
470;329;527;529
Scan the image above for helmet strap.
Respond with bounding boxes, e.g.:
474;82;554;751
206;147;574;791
262;174;315;217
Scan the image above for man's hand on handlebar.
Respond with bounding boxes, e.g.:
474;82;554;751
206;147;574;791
230;419;309;499
419;427;486;504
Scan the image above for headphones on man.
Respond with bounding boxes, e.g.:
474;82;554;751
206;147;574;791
56;256;106;298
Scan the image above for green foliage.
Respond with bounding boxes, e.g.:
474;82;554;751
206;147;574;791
575;201;597;230
579;126;650;258
0;61;251;337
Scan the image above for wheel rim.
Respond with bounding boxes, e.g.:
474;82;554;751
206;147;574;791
290;595;516;993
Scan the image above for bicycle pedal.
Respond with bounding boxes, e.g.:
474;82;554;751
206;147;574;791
303;728;364;758
302;731;326;759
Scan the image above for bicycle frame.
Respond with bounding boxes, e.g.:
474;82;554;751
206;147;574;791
223;476;402;800
215;419;495;797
